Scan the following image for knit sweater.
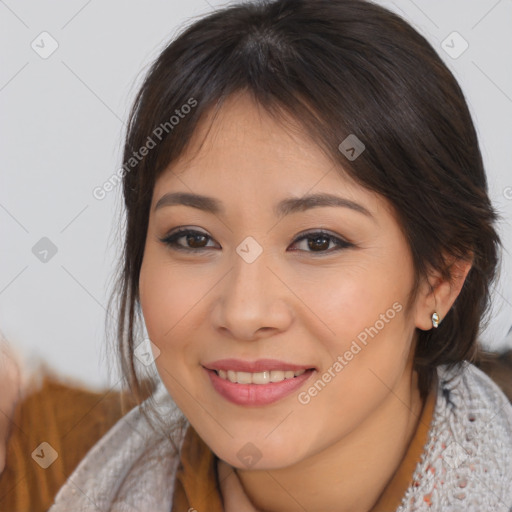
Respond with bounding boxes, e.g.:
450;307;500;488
48;362;512;512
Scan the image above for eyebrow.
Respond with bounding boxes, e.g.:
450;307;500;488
153;191;372;218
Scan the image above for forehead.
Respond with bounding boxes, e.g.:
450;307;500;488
151;92;387;219
167;94;325;172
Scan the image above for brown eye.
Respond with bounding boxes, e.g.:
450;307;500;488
289;230;353;254
186;232;208;248
307;234;331;251
160;228;219;251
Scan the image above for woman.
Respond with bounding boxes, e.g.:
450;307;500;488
48;0;512;510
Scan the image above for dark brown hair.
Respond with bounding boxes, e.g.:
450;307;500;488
107;0;500;407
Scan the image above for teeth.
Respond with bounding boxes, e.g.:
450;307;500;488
216;368;306;384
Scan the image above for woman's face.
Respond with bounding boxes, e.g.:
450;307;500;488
139;92;424;469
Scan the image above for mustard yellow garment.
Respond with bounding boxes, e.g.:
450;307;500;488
0;370;145;512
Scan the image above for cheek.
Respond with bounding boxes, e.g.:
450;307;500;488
138;246;223;387
297;256;415;390
298;261;408;336
139;249;198;349
294;273;414;445
139;254;207;407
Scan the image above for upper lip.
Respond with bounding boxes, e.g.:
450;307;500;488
203;358;315;373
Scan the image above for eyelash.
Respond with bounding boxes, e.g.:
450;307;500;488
159;228;353;255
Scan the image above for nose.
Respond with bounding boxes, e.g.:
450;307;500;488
212;248;293;341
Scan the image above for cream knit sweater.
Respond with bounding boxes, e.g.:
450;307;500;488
49;362;512;512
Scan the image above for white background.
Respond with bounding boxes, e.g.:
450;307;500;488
1;0;511;389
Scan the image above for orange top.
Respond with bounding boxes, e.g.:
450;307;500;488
172;375;437;512
0;371;149;512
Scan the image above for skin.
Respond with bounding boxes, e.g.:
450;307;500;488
139;92;471;512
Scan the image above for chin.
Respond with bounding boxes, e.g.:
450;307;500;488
212;436;306;471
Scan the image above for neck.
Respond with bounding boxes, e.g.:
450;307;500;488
233;363;425;512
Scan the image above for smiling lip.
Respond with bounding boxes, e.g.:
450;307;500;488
202;359;315;406
203;358;314;373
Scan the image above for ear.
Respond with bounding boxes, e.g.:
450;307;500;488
414;256;473;331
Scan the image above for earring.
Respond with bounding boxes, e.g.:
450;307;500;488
432;312;440;328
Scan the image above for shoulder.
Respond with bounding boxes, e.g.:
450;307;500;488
398;362;512;512
0;359;148;511
438;361;512;437
435;362;512;481
48;382;188;512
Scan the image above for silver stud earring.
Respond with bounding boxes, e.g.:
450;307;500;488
432;312;440;328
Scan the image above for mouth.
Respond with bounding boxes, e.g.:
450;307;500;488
202;359;316;406
203;358;315;373
213;368;308;385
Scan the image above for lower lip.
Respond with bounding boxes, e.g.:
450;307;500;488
205;368;315;406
